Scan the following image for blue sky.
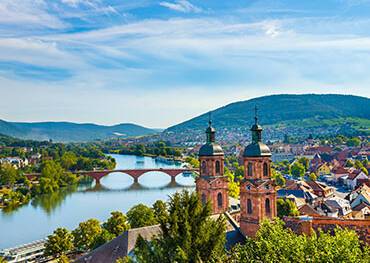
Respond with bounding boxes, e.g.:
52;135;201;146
0;0;370;128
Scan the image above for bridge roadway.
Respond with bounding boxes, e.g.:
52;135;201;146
26;168;199;184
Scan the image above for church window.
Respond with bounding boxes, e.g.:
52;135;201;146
247;199;253;214
215;160;221;175
248;162;253;176
201;193;207;205
201;161;207;174
263;163;269;177
217;192;223;208
265;198;271;214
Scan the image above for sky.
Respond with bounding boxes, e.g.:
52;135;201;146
1;0;370;128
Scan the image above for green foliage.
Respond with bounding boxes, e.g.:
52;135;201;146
168;94;370;135
272;169;286;187
309;172;317;181
297;157;310;170
347;137;361;147
228;219;370;263
277;199;299;218
228;181;240;198
117;141;183;158
185;157;199;168
127;204;157;228
0;163;19;186
152;200;168;223
134;190;226;263
60;152;77;170
57;254;70;263
72;219;102;251
103;211;130;236
291;161;305;178
92;229;115;249
44;228;74;257
0;256;7;263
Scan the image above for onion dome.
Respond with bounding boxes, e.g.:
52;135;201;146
243;106;271;157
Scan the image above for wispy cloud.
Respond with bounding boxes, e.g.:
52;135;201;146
0;0;65;29
159;0;202;13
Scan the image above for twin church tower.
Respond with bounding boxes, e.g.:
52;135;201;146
195;108;277;237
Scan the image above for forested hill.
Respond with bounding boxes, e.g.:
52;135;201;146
0;120;157;142
167;94;370;133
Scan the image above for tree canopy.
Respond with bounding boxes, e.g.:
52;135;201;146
134;190;226;263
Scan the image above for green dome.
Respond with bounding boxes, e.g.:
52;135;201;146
199;143;224;156
243;142;271;157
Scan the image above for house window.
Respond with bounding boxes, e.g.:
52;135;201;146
215;160;221;175
263;163;269;177
201;161;207;174
201;193;207;205
247;199;253;214
248;162;253;176
217;192;223;208
265;198;271;214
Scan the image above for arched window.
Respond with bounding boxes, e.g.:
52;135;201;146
201;193;207;205
215;160;221;175
248;162;253;176
201;161;207;174
217;192;223;208
247;199;253;214
263;163;269;177
265;198;271;214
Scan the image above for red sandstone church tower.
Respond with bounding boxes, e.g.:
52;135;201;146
240;107;277;237
196;116;229;214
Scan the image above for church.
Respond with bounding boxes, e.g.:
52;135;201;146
196;109;276;237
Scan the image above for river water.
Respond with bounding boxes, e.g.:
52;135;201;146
0;154;195;249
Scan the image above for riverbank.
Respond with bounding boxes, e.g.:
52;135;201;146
0;154;194;249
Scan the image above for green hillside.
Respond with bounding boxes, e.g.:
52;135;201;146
167;94;370;134
0;120;157;142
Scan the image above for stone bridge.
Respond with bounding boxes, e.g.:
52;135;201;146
26;168;198;184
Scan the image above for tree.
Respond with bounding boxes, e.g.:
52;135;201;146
127;204;157;228
72;219;102;251
272;169;286;187
103;211;130;236
44;228;74;257
309;172;317;181
277;199;299;218
347;137;361;147
0;163;18;186
152;200;168;223
57;254;70;263
298;157;310;170
134;190;226;263
228;219;370;263
345;159;355;167
60;152;77;170
185;157;199;168
92;229;115;249
0;256;7;263
291;162;305;178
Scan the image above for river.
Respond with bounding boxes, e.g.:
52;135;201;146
0;154;195;249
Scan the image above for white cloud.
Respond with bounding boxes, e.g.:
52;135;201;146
0;0;65;29
159;0;202;13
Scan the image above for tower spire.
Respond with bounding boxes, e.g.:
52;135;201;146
254;105;258;125
206;111;215;143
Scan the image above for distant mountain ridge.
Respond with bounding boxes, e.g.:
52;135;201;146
166;94;370;134
0;120;157;142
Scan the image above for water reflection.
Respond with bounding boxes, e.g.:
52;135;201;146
86;180;194;192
